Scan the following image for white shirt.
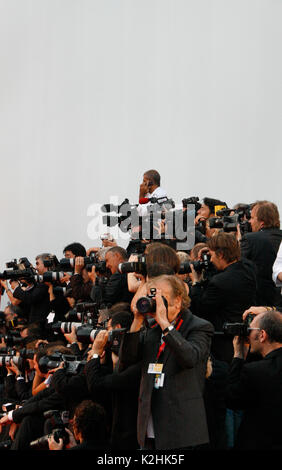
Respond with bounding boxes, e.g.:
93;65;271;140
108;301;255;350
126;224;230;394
137;186;168;216
273;241;282;287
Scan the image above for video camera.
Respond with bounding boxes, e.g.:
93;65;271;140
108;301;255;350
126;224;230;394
208;205;252;235
38;352;87;376
222;313;256;337
0;258;36;282
101;198;139;232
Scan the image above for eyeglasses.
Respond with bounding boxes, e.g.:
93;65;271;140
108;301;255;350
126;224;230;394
246;327;261;334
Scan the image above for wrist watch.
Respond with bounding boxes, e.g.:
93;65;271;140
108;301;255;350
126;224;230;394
162;325;174;334
92;353;100;359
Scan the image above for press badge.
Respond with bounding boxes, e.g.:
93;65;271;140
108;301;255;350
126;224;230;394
148;363;163;374
154;373;165;389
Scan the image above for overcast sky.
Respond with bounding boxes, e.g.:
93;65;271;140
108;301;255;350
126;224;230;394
0;1;281;300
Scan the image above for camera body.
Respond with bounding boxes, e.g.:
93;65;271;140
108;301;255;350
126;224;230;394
58;253;110;277
118;255;147;276
75;324;126;349
209;205;252;235
222;314;256;337
136;288;168;315
178;252;212;275
38;352;87;376
0;257;36;282
30;410;70;449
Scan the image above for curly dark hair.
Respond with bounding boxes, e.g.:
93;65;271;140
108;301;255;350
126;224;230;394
72;400;107;442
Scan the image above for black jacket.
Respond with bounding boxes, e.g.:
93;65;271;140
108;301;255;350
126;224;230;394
190;260;257;363
240;227;282;306
69;274;93;302
13;284;51;324
119;309;214;450
91;272;133;307
85;357;141;450
225;347;282;450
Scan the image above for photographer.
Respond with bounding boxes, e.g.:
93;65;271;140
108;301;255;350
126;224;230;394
1;344;36;405
225;309;282;450
240;200;282;306
84;310;140;450
0;343;81;450
60;242;88;288
90;246;133;307
118;274;214;450
69;256;94;303
12;254;52;325
189;232;257;364
195;197;227;239
126;241;180;295
48;399;108;450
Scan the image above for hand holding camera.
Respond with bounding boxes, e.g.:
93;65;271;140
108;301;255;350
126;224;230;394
233;335;250;360
154;289;170;331
74;257;85;275
89;329;109;357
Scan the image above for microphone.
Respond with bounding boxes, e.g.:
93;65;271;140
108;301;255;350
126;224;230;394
139;198;150;205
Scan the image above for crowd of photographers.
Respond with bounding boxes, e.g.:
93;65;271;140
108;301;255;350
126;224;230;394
0;170;281;451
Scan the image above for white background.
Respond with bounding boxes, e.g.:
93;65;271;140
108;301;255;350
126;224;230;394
0;1;281;306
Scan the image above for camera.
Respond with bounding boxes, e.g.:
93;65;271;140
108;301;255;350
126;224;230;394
178;252;213;275
102;199;140;233
33;271;65;283
38;352;87;375
53;286;73;297
51;321;83;335
58;253;110;276
0;439;12;450
0;354;26;370
208;205;252;235
0;346;34;370
0;257;36;282
118;255;147;276
0;331;25;347
222;314;256;337
136;288;168;315
65;302;99;325
182;196;202;213
30;410;70;450
209;215;239;232
43;255;60;270
75;324;126;348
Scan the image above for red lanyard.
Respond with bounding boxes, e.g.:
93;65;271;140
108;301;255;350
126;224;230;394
156;315;183;361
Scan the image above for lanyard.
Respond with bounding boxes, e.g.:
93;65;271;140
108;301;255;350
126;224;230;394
156;314;183;361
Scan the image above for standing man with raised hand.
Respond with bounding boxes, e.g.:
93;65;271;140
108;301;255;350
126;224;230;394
137;169;167;217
